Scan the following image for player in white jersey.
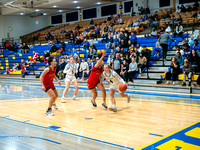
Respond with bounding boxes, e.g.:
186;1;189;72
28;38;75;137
61;57;79;102
103;64;130;112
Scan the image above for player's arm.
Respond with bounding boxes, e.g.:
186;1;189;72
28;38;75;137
40;68;50;91
63;64;71;73
95;51;106;68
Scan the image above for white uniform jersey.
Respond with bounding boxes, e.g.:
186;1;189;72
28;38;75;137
63;63;77;77
103;70;125;92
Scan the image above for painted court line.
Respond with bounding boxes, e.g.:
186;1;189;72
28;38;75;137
0;136;61;145
0;116;134;150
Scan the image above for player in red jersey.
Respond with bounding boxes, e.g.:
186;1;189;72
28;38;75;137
87;51;107;109
40;56;61;116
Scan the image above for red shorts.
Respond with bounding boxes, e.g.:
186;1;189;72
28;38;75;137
43;84;55;92
87;79;100;90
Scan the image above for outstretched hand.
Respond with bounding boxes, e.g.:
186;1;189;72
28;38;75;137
102;51;107;57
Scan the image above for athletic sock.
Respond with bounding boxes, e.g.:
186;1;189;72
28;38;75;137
112;105;116;108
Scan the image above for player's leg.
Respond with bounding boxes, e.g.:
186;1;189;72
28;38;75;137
52;88;58;110
109;88;117;112
61;81;70;103
72;79;79;100
46;88;57;116
119;92;130;103
81;70;86;80
90;88;98;107
96;82;107;109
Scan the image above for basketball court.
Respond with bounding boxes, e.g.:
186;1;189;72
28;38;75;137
0;81;200;150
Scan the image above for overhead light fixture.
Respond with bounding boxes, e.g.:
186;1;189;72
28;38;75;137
20;13;24;15
35;9;40;12
76;6;80;9
96;2;101;5
43;13;47;15
72;1;79;3
58;10;63;12
52;5;57;8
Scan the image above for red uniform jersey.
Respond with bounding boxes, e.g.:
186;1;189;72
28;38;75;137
43;66;55;90
87;66;104;89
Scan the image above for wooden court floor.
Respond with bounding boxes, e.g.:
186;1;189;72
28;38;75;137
0;81;200;150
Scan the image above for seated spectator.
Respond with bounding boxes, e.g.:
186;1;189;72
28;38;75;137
90;42;97;51
176;52;184;69
0;44;4;53
60;29;66;34
126;57;138;82
83;39;90;50
156;38;162;49
11;42;18;52
22;43;29;54
45;32;52;41
60;40;66;51
5;63;20;74
79;58;89;81
165;57;180;84
181;4;186;12
49;43;58;54
136;44;143;53
117;17;123;24
182;60;192;86
138;53;147;73
150;18;159;29
21;62;29;78
191;10;199;18
128;21;133;27
141;46;151;63
90;19;94;25
193;26;200;40
189;49;200;73
108;48;115;64
76;24;81;30
184;44;192;60
122;60;129;82
174;23;183;38
133;20;139;27
112;35;119;48
72;48;78;56
165;24;171;33
30;51;38;63
176;6;181;14
130;32;137;46
149;28;158;37
176;46;184;56
58;59;66;80
87;46;97;60
58;43;64;54
190;39;200;51
106;35;113;49
69;34;75;46
137;16;144;23
188;35;194;46
177;14;182;23
181;39;188;49
87;58;93;73
44;51;50;63
163;11;171;19
101;32;108;43
5;41;11;50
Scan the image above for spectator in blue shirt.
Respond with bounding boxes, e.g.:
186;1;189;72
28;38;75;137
190;39;200;51
60;40;66;51
137;16;145;22
82;39;90;50
113;36;119;48
106;35;113;49
61;29;66;34
176;52;184;69
130;32;137;46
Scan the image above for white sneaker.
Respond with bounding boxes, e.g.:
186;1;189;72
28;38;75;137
61;97;66;103
173;81;176;85
127;94;130;103
46;109;54;116
52;103;58;110
73;96;79;100
166;81;170;84
109;107;117;112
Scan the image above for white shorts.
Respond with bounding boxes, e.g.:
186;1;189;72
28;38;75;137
109;82;123;93
65;75;76;83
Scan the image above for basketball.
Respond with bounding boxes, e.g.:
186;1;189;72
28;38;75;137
119;84;128;93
